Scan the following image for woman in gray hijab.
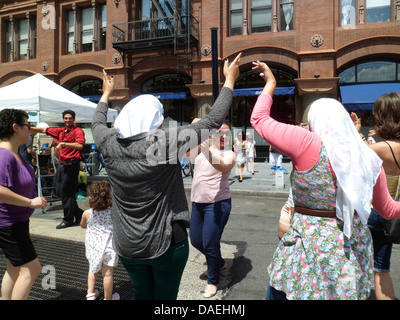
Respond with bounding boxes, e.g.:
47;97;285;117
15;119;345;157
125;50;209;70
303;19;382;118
92;53;241;300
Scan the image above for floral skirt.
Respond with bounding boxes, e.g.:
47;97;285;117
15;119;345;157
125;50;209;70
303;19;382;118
268;212;374;300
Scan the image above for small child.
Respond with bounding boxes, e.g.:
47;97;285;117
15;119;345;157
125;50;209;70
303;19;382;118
81;181;119;300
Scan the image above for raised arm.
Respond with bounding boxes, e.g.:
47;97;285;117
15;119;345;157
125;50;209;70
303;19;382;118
92;70;114;146
175;53;242;156
250;61;320;171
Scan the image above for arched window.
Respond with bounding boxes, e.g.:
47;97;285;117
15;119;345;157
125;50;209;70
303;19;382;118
141;73;194;126
71;79;103;96
142;73;191;93
339;61;400;84
231;67;296;155
235;67;295;88
70;79;103;105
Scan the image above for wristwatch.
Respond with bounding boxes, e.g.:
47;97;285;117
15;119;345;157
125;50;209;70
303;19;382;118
62;142;66;147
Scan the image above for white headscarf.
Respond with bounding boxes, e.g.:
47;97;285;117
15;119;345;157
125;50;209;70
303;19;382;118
114;95;164;138
308;98;382;238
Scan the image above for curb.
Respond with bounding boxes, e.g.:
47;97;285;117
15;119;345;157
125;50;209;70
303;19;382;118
184;186;289;200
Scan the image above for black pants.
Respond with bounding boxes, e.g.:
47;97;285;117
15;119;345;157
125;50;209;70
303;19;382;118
55;160;83;224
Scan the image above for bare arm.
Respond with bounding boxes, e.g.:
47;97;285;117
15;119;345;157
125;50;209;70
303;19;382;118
252;60;276;96
30;126;46;134
0;185;46;209
80;210;90;229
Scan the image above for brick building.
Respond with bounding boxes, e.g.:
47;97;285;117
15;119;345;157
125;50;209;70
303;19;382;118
1;0;400;156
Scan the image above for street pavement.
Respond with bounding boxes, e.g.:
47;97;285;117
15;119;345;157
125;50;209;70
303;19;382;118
23;161;291;301
7;160;400;300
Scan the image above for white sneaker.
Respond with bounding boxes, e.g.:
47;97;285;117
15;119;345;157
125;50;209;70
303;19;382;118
86;289;99;300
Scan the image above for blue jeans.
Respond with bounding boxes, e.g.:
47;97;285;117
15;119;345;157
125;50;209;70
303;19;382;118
190;198;231;285
266;285;287;300
368;208;393;272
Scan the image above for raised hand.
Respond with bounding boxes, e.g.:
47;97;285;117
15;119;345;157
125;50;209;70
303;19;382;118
252;60;276;96
223;52;242;89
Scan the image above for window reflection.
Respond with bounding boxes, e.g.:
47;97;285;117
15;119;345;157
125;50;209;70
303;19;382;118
341;0;356;26
366;0;391;23
339;61;400;84
71;79;102;96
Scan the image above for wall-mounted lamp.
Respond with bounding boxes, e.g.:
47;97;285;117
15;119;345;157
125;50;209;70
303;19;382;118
314;74;320;79
114;0;121;7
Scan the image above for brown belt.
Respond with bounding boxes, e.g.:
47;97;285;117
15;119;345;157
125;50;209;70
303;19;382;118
59;158;79;164
294;205;336;218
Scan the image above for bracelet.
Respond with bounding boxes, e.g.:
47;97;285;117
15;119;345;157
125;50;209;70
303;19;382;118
362;137;366;141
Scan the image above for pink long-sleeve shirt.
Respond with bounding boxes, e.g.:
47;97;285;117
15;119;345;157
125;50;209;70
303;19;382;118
250;94;400;220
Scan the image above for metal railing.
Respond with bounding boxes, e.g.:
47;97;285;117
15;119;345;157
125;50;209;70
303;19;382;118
112;15;199;45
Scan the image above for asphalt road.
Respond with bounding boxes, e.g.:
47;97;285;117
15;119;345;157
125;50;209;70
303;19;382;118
219;195;283;300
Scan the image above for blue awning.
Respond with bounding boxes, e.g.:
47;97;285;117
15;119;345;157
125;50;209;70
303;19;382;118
340;83;400;110
131;92;187;100
233;86;295;97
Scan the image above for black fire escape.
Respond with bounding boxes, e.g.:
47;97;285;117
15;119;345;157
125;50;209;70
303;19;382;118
112;0;199;70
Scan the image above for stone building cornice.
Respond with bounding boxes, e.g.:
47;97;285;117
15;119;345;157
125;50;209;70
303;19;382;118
295;77;340;97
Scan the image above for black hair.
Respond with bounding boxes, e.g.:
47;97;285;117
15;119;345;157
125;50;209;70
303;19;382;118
0;108;29;139
62;110;76;120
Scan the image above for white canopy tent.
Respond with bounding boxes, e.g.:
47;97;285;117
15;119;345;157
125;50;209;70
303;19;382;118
0;73;117;123
0;73;118;201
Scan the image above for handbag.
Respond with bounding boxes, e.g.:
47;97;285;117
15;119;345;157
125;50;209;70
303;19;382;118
381;141;400;244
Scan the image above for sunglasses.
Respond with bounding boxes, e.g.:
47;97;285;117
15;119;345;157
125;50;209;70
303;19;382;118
216;130;231;137
21;123;31;130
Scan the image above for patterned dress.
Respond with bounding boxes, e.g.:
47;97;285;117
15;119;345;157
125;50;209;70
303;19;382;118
268;142;374;300
85;208;118;273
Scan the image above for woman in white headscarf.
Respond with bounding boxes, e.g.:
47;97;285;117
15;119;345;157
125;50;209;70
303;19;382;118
91;53;241;300
250;60;400;300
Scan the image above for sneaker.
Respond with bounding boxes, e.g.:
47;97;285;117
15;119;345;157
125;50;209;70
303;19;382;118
86;289;99;300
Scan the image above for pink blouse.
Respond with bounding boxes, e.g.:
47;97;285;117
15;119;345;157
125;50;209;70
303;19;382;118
191;152;231;203
251;94;400;220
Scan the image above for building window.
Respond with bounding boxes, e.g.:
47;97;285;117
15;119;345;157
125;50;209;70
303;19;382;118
99;5;107;50
4;16;36;62
339;61;400;84
251;0;272;33
230;0;243;35
230;0;294;36
340;0;397;26
66;4;106;54
18;19;28;60
81;8;94;52
71;79;102;95
366;0;391;23
6;22;13;62
67;11;75;54
280;0;294;31
341;0;356;26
